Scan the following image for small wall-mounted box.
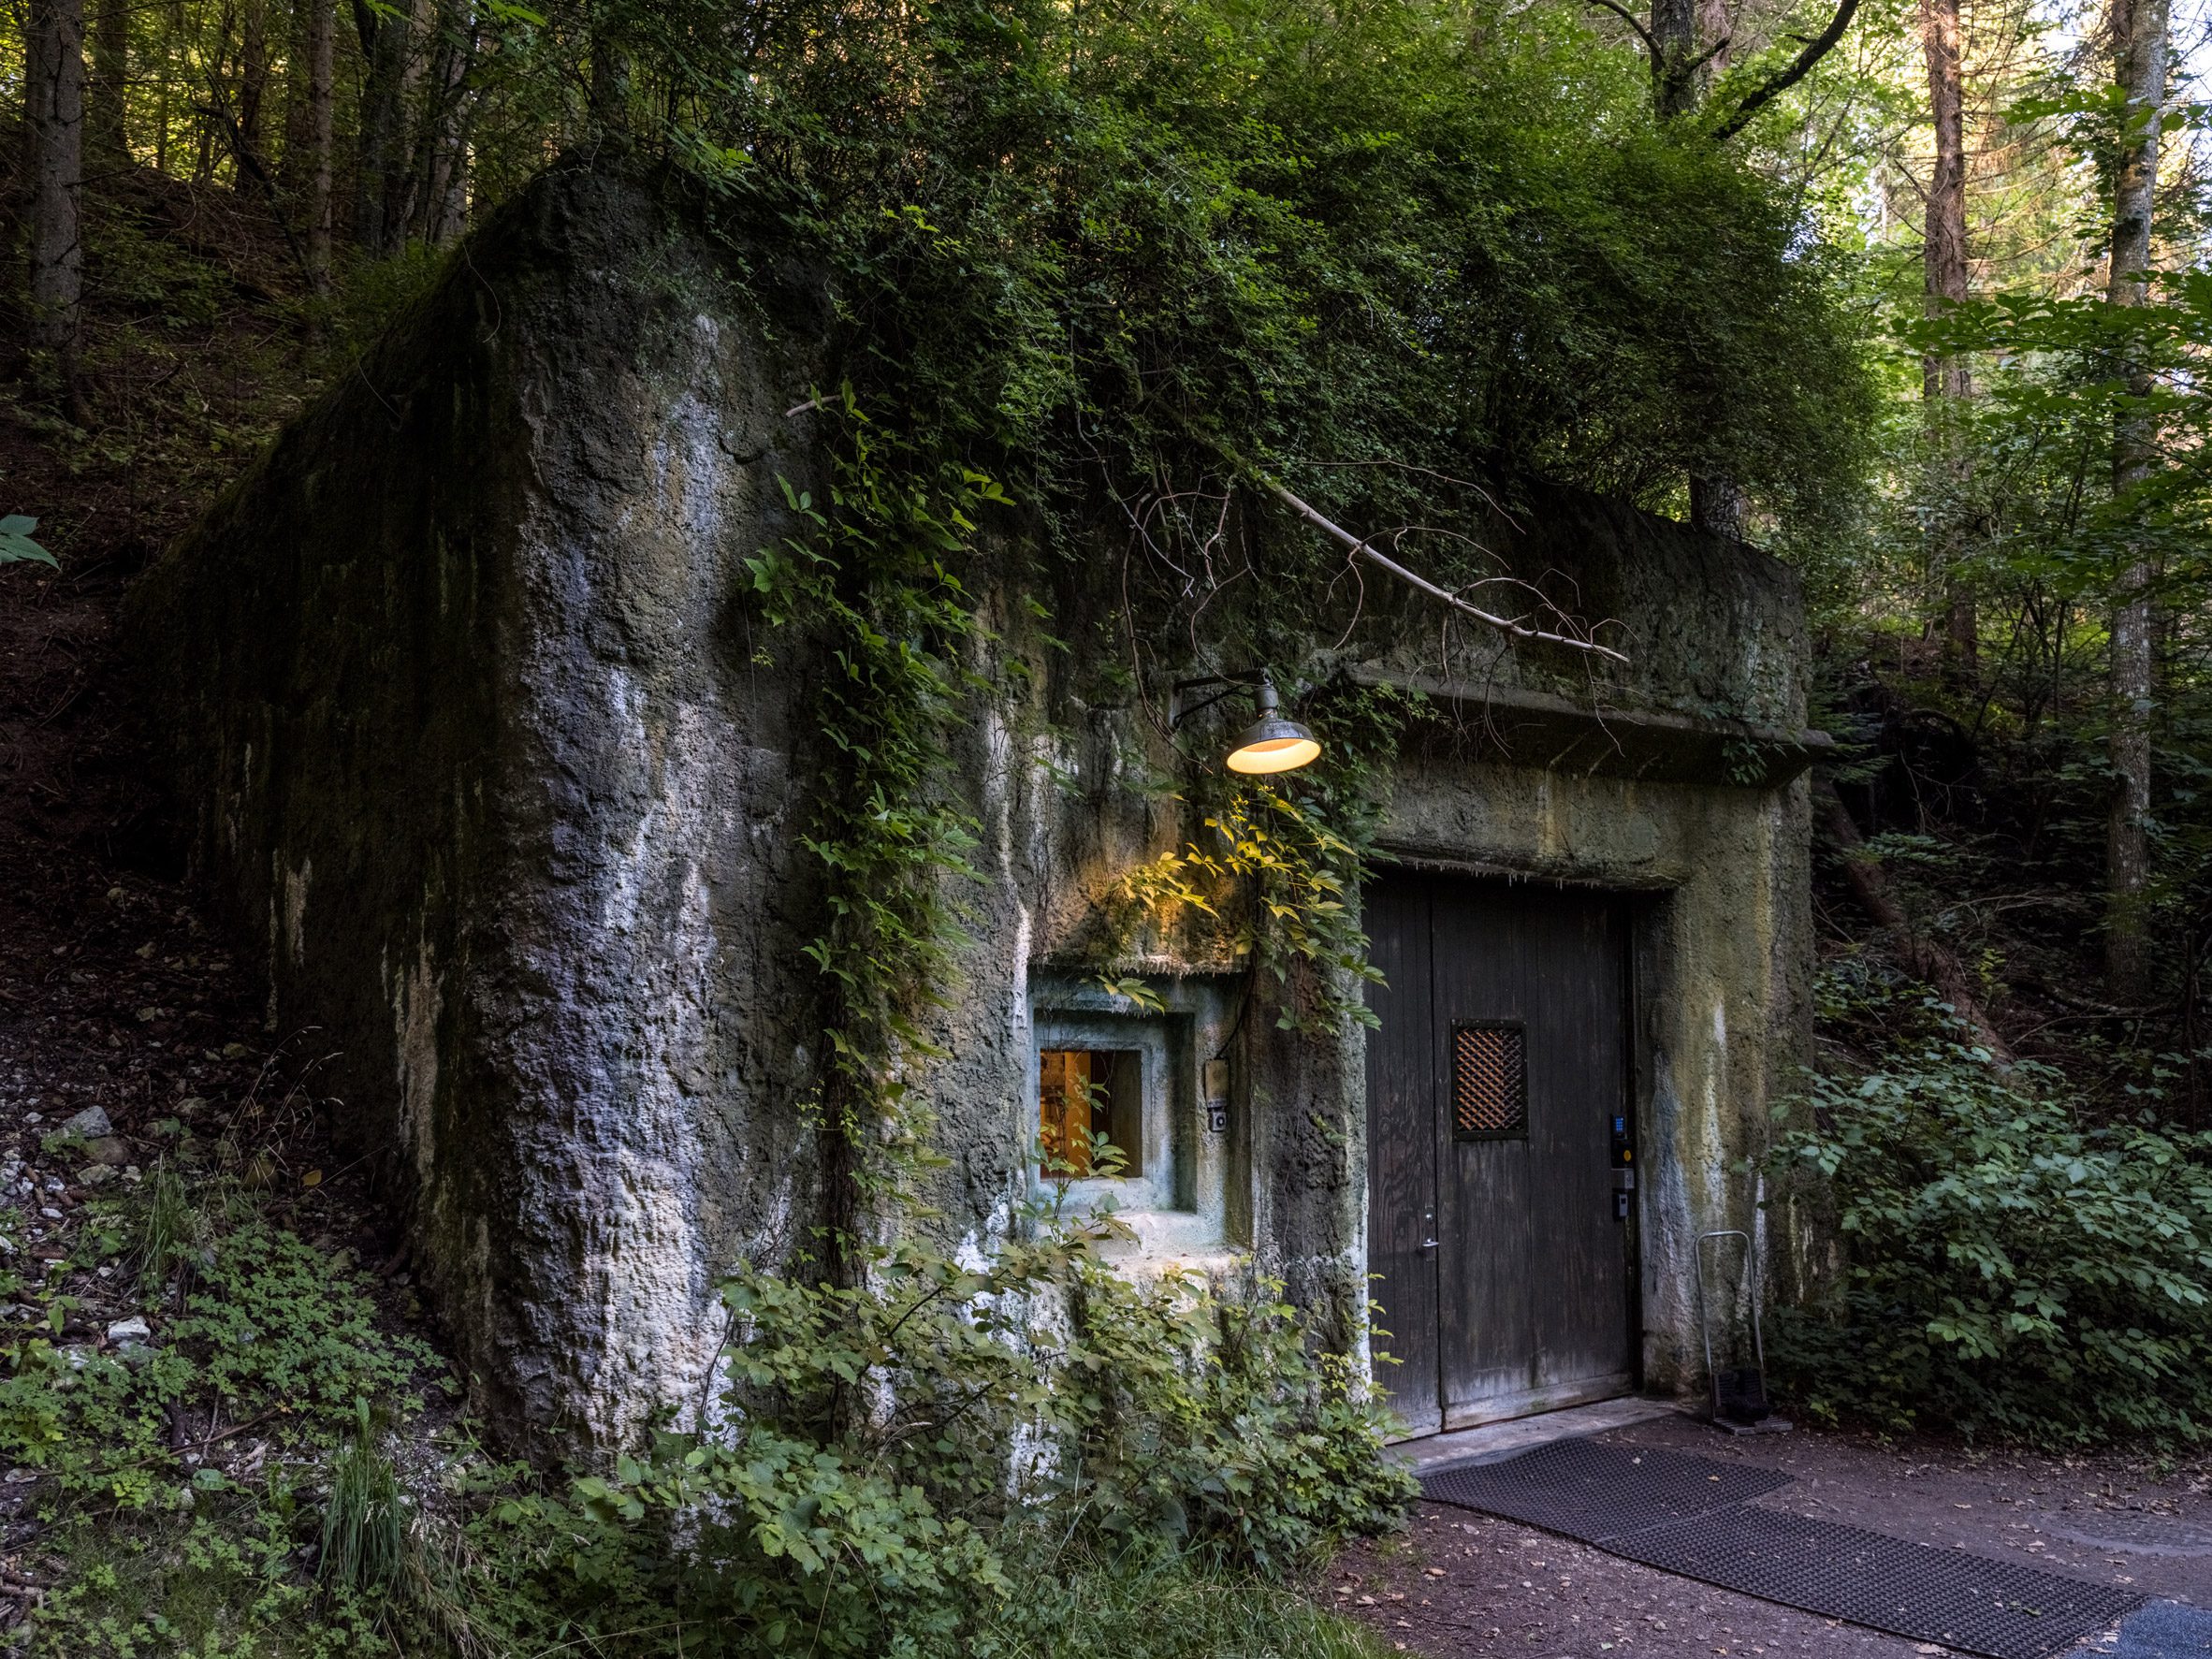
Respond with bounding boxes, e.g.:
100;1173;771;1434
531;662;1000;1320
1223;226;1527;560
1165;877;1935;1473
1202;1058;1230;1135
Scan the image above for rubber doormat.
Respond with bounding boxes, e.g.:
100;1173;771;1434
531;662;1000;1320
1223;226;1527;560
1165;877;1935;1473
1421;1439;2142;1659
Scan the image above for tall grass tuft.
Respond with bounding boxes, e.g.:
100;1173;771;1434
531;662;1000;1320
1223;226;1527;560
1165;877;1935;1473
321;1398;406;1595
136;1160;199;1292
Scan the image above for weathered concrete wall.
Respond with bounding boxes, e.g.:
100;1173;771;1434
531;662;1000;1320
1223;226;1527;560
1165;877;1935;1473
134;163;835;1440
132;157;1817;1448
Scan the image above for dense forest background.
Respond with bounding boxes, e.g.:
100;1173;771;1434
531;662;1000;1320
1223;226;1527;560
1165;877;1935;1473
5;0;2212;1652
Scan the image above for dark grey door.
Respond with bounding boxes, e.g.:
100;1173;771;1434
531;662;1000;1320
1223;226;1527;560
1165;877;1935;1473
1364;872;1635;1435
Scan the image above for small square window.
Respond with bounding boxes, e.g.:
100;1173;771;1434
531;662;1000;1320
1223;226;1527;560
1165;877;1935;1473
1039;1048;1143;1178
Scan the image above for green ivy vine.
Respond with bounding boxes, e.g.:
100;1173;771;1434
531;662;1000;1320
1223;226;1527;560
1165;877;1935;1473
1102;680;1431;1036
741;388;1427;1237
743;391;1011;1256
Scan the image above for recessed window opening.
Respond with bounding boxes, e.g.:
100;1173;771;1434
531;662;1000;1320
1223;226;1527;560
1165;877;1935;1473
1039;1048;1143;1178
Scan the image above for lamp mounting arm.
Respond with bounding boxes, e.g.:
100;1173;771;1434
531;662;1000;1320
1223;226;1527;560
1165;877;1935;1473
1171;669;1276;730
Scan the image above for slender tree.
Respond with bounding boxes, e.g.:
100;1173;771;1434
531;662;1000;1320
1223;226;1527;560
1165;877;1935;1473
239;0;271;154
354;0;413;255
26;0;90;423
89;0;129;156
405;0;479;246
2103;0;2170;1001
302;0;335;291
1922;0;1977;676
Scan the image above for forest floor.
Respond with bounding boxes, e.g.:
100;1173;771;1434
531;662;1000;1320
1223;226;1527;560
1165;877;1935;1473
0;167;461;1647
1338;1417;2212;1659
0;451;447;1643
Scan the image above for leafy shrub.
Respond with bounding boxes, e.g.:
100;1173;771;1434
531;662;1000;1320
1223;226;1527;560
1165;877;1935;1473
1768;1031;2212;1444
516;1214;1411;1658
969;1537;1391;1659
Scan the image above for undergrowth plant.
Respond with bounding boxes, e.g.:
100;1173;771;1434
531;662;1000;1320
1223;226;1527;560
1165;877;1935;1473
1768;977;2212;1444
321;1401;406;1596
0;1173;448;1655
453;1203;1415;1658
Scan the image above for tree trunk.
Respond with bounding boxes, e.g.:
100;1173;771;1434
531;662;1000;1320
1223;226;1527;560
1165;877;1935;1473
238;0;269;157
406;2;475;246
1921;0;1969;395
353;0;412;256
590;4;633;132
2103;0;2169;1002
152;36;170;173
89;0;129;158
27;0;89;424
1651;0;1698;118
303;0;334;292
1660;0;1742;531
1690;474;1748;540
1922;0;1977;678
1695;0;1731;76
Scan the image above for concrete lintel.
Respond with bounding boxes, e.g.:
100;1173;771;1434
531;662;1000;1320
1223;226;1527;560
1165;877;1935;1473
1346;667;1833;790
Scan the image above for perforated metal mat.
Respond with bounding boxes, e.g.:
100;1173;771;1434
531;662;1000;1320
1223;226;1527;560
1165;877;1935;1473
1615;1504;2140;1659
1420;1438;2143;1659
1421;1438;1792;1540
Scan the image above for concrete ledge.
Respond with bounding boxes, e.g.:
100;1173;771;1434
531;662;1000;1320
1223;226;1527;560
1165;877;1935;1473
1349;667;1833;789
1393;1395;1686;1477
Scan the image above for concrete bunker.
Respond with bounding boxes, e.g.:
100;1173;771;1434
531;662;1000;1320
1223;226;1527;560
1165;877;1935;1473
132;160;1827;1450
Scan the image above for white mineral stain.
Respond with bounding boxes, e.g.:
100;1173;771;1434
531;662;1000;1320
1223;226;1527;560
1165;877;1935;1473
393;935;443;1193
283;856;312;966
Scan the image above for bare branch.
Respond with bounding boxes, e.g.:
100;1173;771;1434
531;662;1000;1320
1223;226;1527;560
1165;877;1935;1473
1259;478;1631;664
1579;0;1661;56
1710;0;1863;143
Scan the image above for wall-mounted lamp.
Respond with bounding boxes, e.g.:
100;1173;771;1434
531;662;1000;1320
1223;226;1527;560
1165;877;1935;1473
1171;670;1321;775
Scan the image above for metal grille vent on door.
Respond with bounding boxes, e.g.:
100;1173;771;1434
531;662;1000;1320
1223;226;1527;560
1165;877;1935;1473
1452;1023;1526;1139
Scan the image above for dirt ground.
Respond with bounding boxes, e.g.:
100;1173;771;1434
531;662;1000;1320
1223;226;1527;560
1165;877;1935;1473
1334;1416;2212;1658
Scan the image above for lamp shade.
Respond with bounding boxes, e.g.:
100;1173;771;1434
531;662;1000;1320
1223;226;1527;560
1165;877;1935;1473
1226;714;1321;774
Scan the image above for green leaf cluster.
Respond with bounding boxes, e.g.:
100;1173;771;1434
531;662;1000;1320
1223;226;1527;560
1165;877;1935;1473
1768;1003;2212;1444
1;514;57;569
0;1182;449;1655
502;1215;1413;1657
660;0;1869;537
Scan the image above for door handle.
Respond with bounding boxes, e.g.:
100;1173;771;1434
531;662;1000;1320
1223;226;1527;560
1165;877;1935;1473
1421;1237;1439;1250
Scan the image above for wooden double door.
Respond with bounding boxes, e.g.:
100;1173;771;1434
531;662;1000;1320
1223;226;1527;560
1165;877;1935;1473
1364;871;1637;1435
